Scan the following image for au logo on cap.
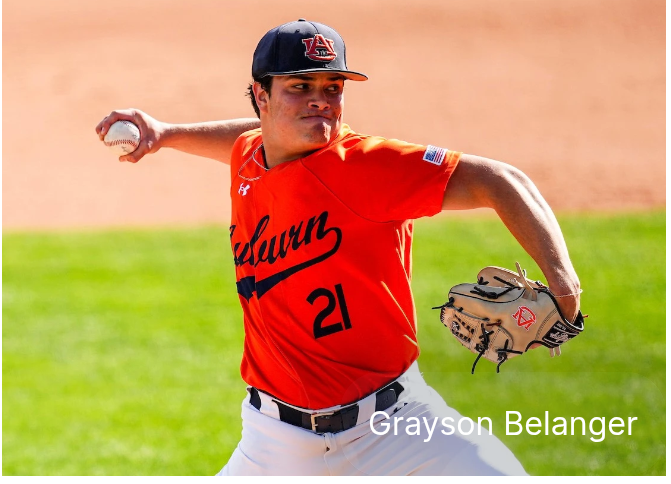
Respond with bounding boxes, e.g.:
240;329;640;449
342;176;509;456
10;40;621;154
302;34;337;62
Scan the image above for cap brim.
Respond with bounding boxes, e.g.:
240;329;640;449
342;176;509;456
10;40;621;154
263;68;368;81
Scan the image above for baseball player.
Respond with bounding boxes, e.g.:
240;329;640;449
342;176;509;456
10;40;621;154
96;19;581;475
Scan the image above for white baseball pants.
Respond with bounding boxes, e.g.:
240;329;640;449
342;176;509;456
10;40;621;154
217;362;527;476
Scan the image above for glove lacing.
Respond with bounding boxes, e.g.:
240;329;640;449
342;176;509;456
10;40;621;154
494;338;523;373
434;296;524;374
469;286;516;299
471;322;495;374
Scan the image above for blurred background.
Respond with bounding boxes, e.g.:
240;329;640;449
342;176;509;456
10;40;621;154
2;0;665;476
2;0;665;229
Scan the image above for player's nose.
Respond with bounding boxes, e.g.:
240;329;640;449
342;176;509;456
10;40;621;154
308;91;331;110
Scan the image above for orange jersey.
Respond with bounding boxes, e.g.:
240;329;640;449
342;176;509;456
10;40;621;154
228;124;461;409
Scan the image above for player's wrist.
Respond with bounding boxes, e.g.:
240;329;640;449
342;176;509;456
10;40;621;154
545;267;580;297
157;122;180;150
548;279;581;298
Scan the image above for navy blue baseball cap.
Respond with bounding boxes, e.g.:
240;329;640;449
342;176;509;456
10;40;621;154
252;19;368;81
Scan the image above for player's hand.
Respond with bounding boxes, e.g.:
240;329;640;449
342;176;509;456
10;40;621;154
545;274;581;325
555;293;580;324
95;109;167;163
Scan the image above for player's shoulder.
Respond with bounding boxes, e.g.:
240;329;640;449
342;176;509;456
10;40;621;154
236;128;262;152
231;128;263;163
333;126;424;162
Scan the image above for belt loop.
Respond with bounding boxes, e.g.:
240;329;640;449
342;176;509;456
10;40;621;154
248;387;261;410
375;381;404;412
356;392;377;426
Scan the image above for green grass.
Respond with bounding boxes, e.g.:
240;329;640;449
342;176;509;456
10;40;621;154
2;211;665;475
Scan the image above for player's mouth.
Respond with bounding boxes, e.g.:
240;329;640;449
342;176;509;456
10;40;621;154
301;114;332;121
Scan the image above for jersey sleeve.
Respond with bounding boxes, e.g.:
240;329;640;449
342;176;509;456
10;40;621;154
305;135;461;223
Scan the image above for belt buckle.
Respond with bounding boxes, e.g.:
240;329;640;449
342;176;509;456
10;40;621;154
310;409;336;432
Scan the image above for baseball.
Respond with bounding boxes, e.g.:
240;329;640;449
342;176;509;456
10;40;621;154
104;120;140;156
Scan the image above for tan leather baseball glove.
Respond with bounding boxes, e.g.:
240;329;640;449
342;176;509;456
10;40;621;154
434;263;585;373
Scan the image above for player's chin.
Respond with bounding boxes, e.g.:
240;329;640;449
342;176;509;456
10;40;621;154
301;119;337;145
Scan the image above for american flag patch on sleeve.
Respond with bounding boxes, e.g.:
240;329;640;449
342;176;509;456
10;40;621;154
422;145;447;165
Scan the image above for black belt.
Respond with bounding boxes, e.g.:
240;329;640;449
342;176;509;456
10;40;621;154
249;381;404;434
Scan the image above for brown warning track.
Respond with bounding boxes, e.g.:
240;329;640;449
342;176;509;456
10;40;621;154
2;0;665;230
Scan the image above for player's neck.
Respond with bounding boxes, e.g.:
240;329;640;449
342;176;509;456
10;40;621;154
261;140;318;169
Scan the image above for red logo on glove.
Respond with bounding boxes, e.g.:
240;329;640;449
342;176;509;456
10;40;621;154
513;306;536;331
302;34;337;62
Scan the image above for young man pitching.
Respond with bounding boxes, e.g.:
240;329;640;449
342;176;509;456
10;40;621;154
96;19;581;475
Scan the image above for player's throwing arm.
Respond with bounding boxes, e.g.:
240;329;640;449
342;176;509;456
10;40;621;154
95;110;260;163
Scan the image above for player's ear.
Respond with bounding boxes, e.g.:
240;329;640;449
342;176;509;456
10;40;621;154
252;82;270;114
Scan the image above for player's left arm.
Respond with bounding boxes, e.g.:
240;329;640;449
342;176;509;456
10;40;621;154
441;153;581;322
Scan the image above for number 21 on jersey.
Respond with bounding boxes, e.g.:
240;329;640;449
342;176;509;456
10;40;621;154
307;284;352;339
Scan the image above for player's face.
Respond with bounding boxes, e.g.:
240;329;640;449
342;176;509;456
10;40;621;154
258;73;344;157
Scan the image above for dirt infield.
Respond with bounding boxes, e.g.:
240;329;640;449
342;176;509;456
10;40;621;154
2;0;665;229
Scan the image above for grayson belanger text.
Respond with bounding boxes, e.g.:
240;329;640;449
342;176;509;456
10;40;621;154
370;411;637;443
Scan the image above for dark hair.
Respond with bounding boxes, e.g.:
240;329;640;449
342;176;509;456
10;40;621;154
246;77;273;118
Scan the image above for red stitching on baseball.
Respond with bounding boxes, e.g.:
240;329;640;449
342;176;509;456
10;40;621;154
104;139;138;147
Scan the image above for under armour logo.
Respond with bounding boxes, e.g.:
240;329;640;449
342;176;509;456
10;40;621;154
238;183;250;196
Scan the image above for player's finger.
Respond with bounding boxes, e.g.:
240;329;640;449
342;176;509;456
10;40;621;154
96;109;138;140
121;137;151;163
95;117;107;138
